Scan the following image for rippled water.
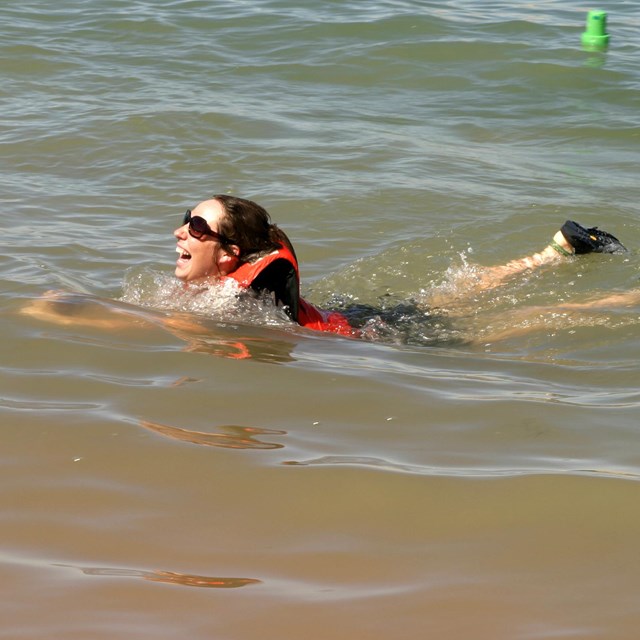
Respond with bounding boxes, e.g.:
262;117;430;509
3;2;640;638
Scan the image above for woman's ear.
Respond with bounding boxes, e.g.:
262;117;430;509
216;245;241;275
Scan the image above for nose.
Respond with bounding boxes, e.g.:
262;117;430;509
174;223;188;239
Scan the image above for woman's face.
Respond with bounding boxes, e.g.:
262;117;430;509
173;199;238;282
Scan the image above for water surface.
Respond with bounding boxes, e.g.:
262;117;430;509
2;1;640;638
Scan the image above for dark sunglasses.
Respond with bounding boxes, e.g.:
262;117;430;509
182;210;233;244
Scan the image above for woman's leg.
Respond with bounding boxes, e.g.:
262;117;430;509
426;220;626;310
475;230;572;284
472;288;640;343
425;230;573;309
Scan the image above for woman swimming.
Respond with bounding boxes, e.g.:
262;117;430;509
22;193;633;344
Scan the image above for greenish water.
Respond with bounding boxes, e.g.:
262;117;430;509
2;2;640;638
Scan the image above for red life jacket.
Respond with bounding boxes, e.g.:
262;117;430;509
223;245;354;337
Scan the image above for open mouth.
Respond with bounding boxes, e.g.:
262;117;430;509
176;247;192;261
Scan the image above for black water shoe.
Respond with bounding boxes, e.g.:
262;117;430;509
560;220;627;254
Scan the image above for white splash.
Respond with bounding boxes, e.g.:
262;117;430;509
119;267;293;328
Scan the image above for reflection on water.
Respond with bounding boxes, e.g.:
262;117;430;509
20;287;300;362
180;334;297;363
57;564;261;589
139;420;286;450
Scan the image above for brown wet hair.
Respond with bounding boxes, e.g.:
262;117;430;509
213;194;297;262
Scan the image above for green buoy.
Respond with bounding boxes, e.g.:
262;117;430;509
581;10;610;51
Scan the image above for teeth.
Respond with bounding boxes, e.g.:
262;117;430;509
176;247;191;259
